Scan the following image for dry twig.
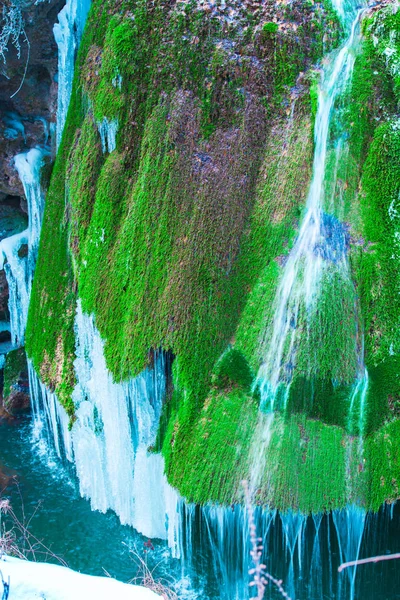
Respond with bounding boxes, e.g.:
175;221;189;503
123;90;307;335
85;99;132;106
339;553;400;573
242;480;292;600
124;542;178;600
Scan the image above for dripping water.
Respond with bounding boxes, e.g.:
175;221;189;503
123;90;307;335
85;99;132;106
256;1;367;412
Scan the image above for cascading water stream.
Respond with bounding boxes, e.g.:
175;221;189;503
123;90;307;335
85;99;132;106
256;1;367;411
0;0;91;349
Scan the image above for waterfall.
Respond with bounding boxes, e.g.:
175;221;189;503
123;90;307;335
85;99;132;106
19;0;395;597
256;2;366;411
333;506;366;600
54;0;92;148
165;501;371;600
29;301;180;542
0;148;46;346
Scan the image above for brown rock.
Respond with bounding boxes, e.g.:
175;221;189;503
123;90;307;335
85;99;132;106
0;270;9;322
0;0;63;199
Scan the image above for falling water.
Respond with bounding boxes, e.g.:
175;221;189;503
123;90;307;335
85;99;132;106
349;366;369;436
167;501;375;600
0;148;46;346
281;511;306;598
54;0;92;148
256;2;366;411
333;505;366;600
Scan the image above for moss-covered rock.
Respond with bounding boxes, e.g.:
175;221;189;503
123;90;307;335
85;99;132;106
212;348;254;392
2;348;30;416
25;0;400;513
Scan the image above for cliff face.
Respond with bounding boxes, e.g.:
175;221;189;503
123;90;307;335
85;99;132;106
0;0;62;411
26;0;400;513
0;0;62;201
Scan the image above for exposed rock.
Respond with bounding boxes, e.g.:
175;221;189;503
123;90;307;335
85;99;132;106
0;329;10;344
0;0;64;200
0;270;9;322
17;242;28;259
0;198;28;239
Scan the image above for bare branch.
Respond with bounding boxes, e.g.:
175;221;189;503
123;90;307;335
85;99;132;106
0;0;32;97
242;480;292;600
0;1;24;64
339;553;400;573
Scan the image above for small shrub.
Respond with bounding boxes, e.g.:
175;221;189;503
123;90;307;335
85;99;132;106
262;22;279;34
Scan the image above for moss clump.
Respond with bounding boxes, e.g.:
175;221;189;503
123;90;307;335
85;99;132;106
262;22;278;34
366;418;400;511
165;387;258;504
3;348;27;399
258;414;349;512
212;348;254;392
67;115;104;269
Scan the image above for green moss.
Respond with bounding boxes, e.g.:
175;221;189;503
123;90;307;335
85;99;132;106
67;115;104;269
262;22;278;34
29;0;400;514
366;418;400;510
212;347;254;392
3;348;27;400
258;414;349;512
165;387;258;504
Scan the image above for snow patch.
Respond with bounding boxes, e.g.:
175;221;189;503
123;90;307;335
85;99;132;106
0;556;161;600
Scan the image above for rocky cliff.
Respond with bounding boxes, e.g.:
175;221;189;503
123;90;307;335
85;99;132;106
26;0;400;513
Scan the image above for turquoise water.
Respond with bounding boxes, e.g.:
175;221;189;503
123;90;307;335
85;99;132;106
1;414;400;600
0;416;182;587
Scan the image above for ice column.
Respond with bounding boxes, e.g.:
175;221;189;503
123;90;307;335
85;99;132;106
54;0;92;147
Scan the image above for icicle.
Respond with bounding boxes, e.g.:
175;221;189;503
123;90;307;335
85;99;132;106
97;118;119;154
0;148;47;346
28;360;73;462
54;0;92;148
14;148;47;262
29;301;179;540
0;231;29;346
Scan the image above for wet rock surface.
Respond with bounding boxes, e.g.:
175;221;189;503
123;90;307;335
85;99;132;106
0;271;9;322
0;202;28;240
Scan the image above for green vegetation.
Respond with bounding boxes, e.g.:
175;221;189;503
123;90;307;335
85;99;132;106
3;348;27;400
366;418;400;511
212;348;254;392
26;0;400;511
262;22;278;34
